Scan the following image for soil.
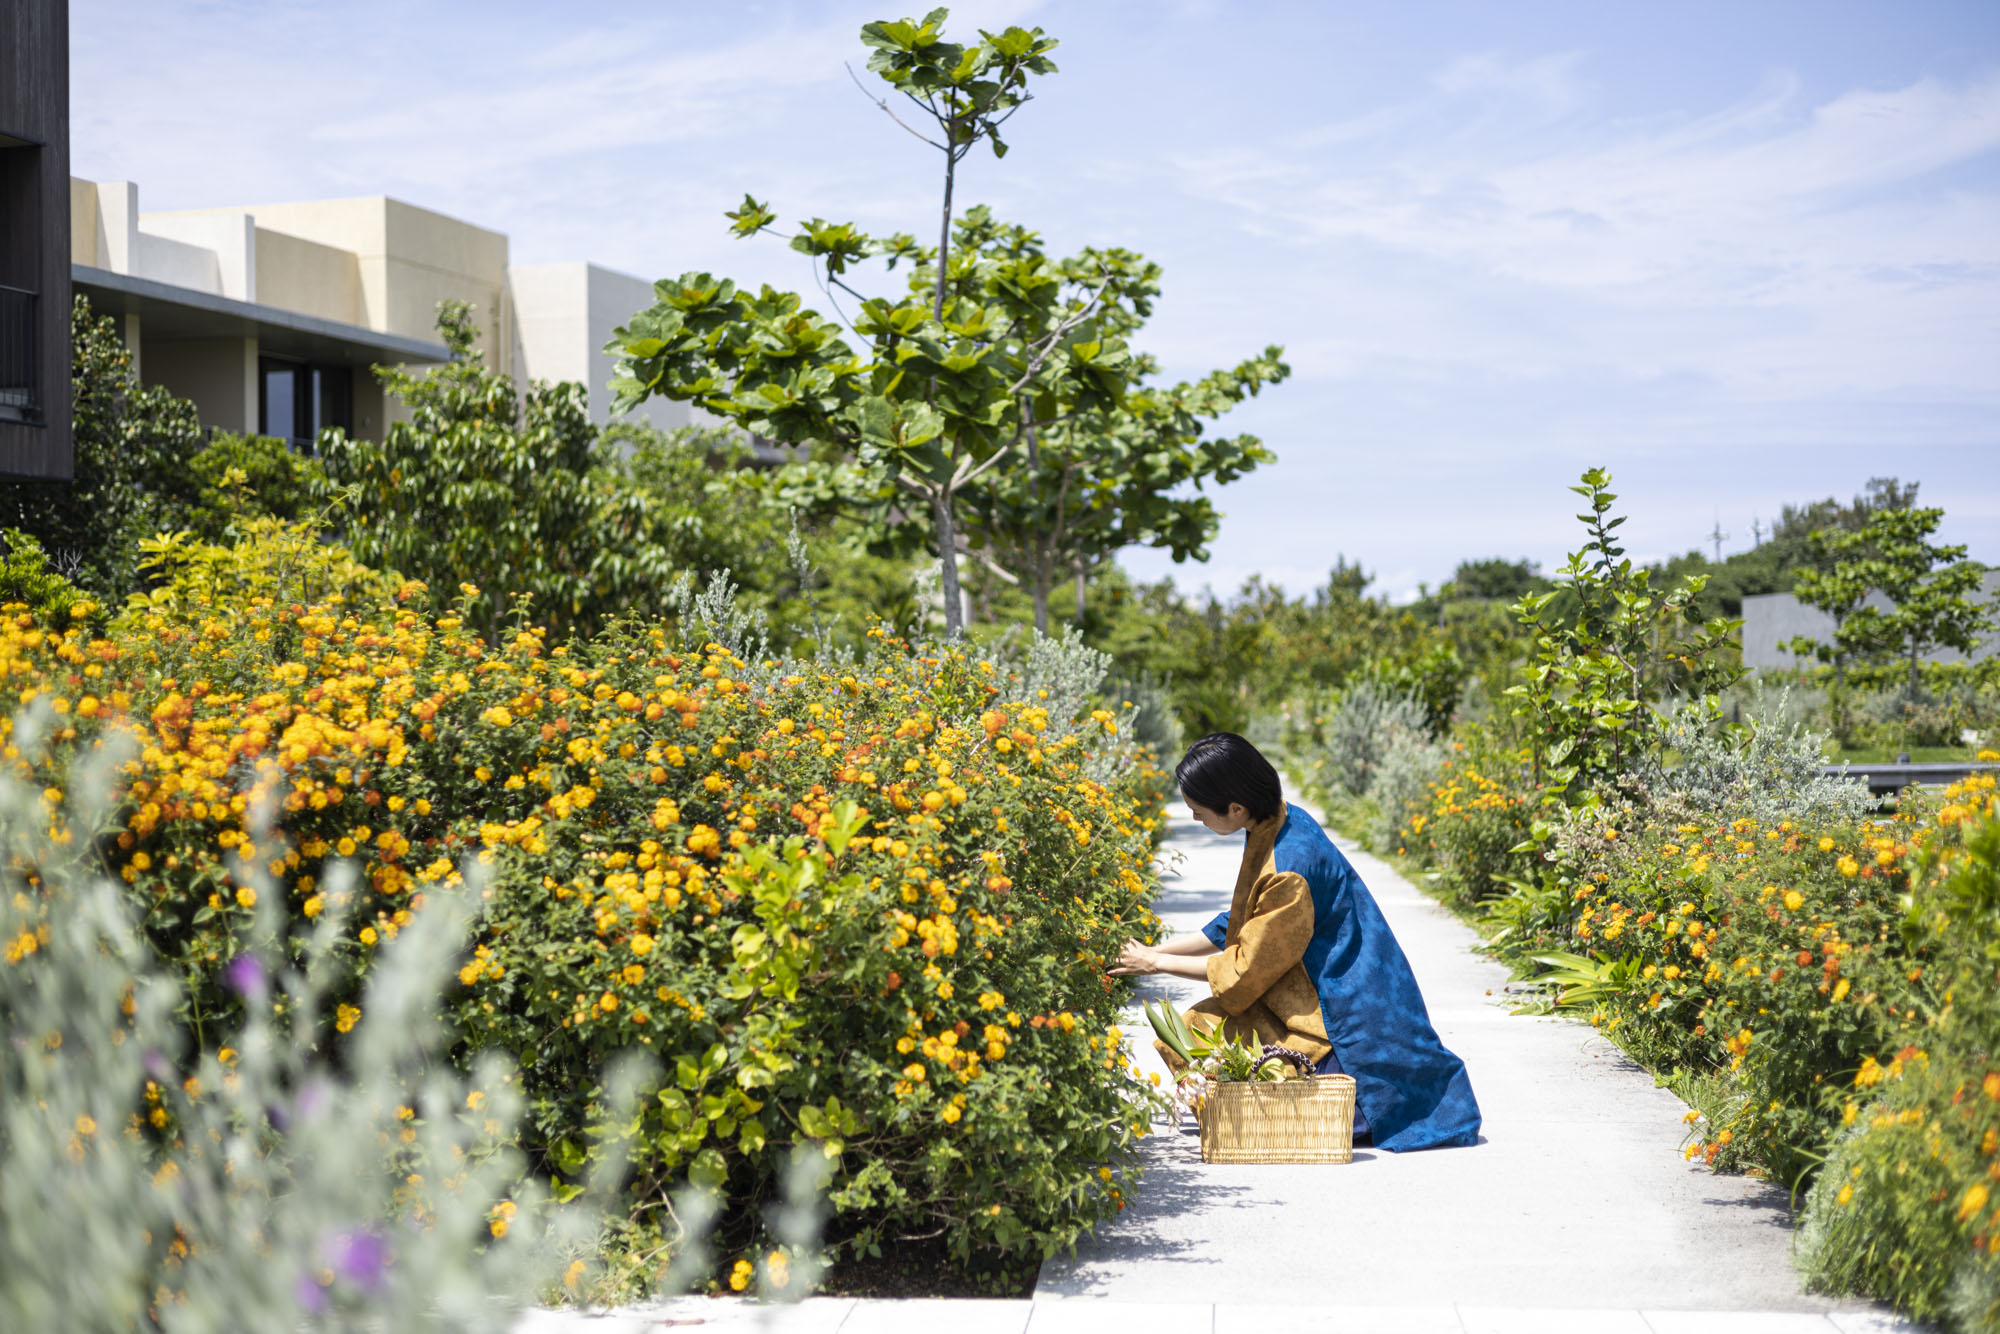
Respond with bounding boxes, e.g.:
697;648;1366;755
815;1237;1037;1299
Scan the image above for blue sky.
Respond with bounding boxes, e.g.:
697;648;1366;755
73;0;2000;601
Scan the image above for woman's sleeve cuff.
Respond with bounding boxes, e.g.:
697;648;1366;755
1200;912;1229;949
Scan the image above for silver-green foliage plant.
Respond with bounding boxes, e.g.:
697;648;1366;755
1115;674;1184;762
1366;727;1448;852
1324;679;1430;798
1636;690;1877;825
0;710;598;1332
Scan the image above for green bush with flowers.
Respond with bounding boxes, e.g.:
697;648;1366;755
1796;783;2000;1330
1395;734;1540;909
1524;794;1945;1187
0;521;1168;1292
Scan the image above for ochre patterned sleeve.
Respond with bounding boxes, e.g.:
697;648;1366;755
1204;870;1314;1016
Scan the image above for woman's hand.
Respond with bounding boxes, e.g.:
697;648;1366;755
1107;939;1159;976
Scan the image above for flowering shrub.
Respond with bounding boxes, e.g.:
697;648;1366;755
1797;779;2000;1331
1517;779;1996;1193
1397;739;1537;908
0;526;1165;1285
446;628;1165;1266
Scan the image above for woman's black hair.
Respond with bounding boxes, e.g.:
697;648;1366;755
1174;733;1283;822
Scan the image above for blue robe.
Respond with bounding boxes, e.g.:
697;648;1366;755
1201;803;1482;1153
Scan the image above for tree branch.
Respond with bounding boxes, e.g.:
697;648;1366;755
846;63;947;150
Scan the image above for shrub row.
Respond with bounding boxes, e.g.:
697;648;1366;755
1295;671;2000;1329
0;524;1168;1294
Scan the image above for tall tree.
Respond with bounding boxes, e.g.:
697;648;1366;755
961;318;1286;633
1794;504;1994;692
609;12;1283;639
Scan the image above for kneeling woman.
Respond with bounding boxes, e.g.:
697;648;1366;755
1112;733;1481;1152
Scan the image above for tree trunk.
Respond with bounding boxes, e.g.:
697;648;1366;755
931;489;966;638
932;138;957;321
1073;565;1087;625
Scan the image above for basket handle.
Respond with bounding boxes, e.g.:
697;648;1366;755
1252;1045;1317;1079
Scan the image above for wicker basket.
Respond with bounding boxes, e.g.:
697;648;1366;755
1197;1073;1357;1164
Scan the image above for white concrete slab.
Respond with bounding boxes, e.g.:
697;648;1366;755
844;1299;1032;1334
1459;1310;1652;1334
1026;1299;1212;1334
1216;1304;1465;1334
518;1296;858;1334
1642;1314;1840;1334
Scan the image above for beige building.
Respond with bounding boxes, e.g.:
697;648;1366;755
68;176;688;445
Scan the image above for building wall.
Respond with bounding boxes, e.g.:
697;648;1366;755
509;260;690;433
255;230;363;328
140;212;254;301
160;196;512;371
68;177;99;267
0;0;73;480
1742;571;2000;669
143;336;257;433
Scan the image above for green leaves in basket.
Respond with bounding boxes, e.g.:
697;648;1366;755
1143;999;1198;1065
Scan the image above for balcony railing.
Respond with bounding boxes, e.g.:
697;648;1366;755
0;285;37;424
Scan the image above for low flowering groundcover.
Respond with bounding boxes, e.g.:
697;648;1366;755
0;531;1173;1304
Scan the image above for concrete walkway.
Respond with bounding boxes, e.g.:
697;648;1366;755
1029;806;1917;1330
515;807;1922;1334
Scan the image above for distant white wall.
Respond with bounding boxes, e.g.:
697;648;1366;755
509;261;689;433
139;212;255;301
1743;570;2000;669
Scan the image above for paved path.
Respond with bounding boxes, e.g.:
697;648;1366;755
1029;806;1917;1330
515;807;1922;1334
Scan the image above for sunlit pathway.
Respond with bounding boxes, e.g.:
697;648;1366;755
1025;803;1920;1332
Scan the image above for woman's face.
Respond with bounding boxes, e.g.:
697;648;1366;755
1187;799;1253;835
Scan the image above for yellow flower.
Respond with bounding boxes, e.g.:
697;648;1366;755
630;933;654;956
1818;837;1835;852
359;926;378;946
941;1104;961;1124
1837;855;1859;878
1782;890;1803;911
1836;1184;1853;1206
1960;1183;1989;1223
235;885;257;909
302;895;323;919
335;1003;361;1034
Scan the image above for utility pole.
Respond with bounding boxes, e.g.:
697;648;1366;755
1750;515;1765;548
1708;519;1728;563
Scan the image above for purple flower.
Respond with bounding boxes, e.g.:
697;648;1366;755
224;954;267;1001
292;1078;330;1125
325;1227;392;1294
294;1273;330;1315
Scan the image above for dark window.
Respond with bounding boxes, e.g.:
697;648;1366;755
0;284;34;424
0;142;39;426
259;358;352;448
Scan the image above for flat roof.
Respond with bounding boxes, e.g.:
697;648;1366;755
72;264;451;367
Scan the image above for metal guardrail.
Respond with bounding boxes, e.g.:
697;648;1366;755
1826;762;1998;797
0;284;37;423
